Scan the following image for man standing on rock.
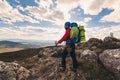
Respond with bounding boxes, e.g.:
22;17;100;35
55;22;77;72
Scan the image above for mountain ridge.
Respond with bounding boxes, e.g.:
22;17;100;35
0;37;120;80
0;40;28;48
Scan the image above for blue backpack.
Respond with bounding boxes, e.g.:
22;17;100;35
67;23;81;43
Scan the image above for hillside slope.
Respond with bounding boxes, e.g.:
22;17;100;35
0;37;120;80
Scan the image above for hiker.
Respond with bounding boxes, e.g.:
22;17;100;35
55;22;78;72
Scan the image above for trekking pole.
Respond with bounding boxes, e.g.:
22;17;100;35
55;44;59;80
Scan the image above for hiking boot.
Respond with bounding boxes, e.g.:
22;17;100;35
70;67;77;72
59;65;66;72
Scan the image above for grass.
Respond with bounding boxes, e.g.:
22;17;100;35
0;48;23;53
38;53;45;58
0;48;41;62
40;65;48;73
17;58;35;69
0;47;45;69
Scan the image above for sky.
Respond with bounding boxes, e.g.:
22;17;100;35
0;0;120;41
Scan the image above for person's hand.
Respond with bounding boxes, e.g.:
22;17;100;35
55;41;58;46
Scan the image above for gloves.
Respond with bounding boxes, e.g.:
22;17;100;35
55;41;58;46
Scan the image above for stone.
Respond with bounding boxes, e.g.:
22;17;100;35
99;49;120;80
81;49;98;64
0;61;30;80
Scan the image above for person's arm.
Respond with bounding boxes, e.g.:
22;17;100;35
57;29;70;44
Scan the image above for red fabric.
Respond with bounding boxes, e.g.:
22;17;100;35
57;28;70;43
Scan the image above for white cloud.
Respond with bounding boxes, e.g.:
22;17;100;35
57;0;79;11
0;26;65;40
86;25;120;40
101;0;120;23
56;0;80;21
78;21;87;26
32;0;81;25
0;0;39;24
1;25;120;41
79;0;104;15
84;17;92;23
34;0;65;24
79;0;120;23
35;0;53;9
75;17;92;26
24;4;64;25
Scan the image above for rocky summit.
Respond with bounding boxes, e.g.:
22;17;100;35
0;37;120;80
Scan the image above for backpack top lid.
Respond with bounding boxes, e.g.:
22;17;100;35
71;22;78;27
65;22;71;27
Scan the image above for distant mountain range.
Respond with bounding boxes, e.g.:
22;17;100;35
0;41;29;48
0;40;54;48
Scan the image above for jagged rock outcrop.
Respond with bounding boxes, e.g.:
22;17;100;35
81;49;98;64
99;49;120;80
0;61;30;80
103;37;120;49
0;37;120;80
77;37;120;53
79;49;115;80
16;37;120;80
28;56;86;80
77;38;103;54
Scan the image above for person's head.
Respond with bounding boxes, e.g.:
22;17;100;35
71;22;78;27
64;22;71;29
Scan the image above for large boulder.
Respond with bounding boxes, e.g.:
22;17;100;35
0;61;30;80
79;49;116;80
81;49;98;64
103;37;120;49
84;38;103;49
77;37;120;52
77;38;103;53
99;49;120;80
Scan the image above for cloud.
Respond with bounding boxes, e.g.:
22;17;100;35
74;17;92;26
79;0;104;15
84;17;92;23
0;26;64;40
15;0;20;3
0;24;120;41
0;27;26;39
101;10;120;23
24;3;64;25
31;0;80;25
56;0;80;21
100;0;120;23
57;0;79;11
86;25;120;40
79;0;120;23
35;0;53;9
0;0;39;24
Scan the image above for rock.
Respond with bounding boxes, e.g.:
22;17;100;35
38;46;63;57
0;61;30;80
99;49;120;80
81;49;98;64
104;37;120;42
85;38;103;49
103;37;120;49
77;37;120;51
94;48;103;53
79;49;116;80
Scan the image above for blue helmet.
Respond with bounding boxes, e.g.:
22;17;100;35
71;22;78;27
65;22;71;27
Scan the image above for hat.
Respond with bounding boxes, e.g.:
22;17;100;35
65;22;71;27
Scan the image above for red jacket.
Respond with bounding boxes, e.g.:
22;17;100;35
58;28;70;43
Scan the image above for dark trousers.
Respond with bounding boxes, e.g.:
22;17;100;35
61;44;77;68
